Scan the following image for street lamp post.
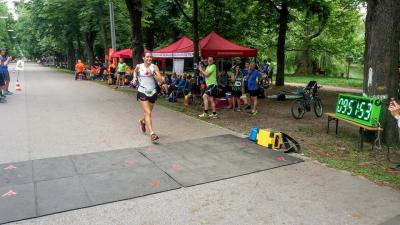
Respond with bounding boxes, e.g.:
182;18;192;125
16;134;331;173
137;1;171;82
109;0;116;52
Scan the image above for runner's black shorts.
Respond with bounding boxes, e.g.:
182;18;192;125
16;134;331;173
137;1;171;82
231;90;242;97
248;89;260;97
137;91;157;104
204;84;217;97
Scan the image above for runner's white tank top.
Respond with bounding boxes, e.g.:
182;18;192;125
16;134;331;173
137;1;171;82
138;63;156;96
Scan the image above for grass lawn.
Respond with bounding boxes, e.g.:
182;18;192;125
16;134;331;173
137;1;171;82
284;74;363;88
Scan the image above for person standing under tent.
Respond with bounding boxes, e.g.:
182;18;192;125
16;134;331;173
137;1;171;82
198;56;218;119
242;62;251;110
132;52;165;143
231;65;243;111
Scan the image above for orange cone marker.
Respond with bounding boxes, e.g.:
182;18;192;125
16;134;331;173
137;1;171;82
15;80;22;91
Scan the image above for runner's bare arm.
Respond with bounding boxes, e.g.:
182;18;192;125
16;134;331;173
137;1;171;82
153;65;164;83
132;65;140;84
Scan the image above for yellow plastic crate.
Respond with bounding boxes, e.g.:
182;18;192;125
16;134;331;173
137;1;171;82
256;129;283;150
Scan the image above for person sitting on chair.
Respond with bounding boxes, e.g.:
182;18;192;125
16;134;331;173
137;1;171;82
75;59;85;80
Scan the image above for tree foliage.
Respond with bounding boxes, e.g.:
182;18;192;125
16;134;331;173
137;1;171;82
13;0;364;77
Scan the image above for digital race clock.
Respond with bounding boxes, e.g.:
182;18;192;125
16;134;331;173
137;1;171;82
335;94;382;127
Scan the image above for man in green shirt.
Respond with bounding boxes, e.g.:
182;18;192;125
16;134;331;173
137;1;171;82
198;56;218;118
115;58;127;89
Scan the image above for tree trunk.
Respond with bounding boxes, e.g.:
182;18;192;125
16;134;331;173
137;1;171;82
76;33;83;61
193;0;200;76
100;20;109;58
67;40;76;71
295;38;313;75
84;31;96;67
125;0;144;66
275;1;288;86
364;0;400;146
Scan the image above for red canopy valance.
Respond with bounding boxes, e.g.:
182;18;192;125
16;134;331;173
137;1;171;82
152;36;194;58
111;48;151;58
199;32;257;58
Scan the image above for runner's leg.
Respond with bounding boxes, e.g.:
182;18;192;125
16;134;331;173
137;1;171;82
140;100;155;134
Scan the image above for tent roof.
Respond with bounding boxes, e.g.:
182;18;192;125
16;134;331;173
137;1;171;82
111;48;151;58
152;36;194;58
200;32;257;58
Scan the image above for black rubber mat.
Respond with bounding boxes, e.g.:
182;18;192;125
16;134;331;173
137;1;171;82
139;134;303;187
0;134;303;224
0;149;180;224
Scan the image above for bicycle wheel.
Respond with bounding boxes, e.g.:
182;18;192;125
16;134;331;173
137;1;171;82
314;97;323;117
291;100;306;119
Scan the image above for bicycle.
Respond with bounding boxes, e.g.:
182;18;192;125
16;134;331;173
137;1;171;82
291;81;323;119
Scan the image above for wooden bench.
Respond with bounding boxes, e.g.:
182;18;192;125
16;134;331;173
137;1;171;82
325;112;383;150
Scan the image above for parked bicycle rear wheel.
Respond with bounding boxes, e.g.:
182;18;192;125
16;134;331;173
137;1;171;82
313;97;323;117
291;100;306;119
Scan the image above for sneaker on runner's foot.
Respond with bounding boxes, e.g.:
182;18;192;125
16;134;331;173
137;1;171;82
209;113;218;119
198;113;209;118
139;119;146;134
150;133;159;142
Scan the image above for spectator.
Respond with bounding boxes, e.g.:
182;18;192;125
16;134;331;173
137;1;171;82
218;69;230;96
389;98;400;127
75;59;86;80
115;58;127;89
0;58;6;100
90;65;100;80
247;62;263;115
231;65;243;112
198;56;218;118
175;74;187;90
0;49;12;95
242;62;251;110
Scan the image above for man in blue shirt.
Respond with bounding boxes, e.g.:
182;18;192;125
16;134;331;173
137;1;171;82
261;59;269;74
247;62;263;115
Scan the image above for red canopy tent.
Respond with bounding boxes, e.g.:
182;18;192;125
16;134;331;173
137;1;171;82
199;31;257;58
111;48;151;58
152;36;194;59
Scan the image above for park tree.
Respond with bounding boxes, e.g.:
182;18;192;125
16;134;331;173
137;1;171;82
363;0;400;146
125;0;145;65
173;0;200;76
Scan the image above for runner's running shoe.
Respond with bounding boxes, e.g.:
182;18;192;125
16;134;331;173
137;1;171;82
198;113;209;118
209;113;218;119
150;132;159;143
139;119;146;134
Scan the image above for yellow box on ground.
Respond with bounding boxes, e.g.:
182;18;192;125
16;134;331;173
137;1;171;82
256;129;283;150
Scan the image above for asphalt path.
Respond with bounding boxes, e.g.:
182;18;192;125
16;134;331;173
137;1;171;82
1;64;399;225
